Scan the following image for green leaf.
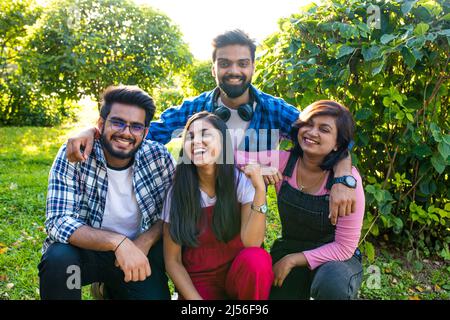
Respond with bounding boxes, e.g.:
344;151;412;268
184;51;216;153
380;34;397;44
355;108;373;121
336;45;355;59
365;241;375;263
431;153;447;174
380;202;393;215
413;144;432;158
437;29;450;37
420;0;443;17
419;179;437;195
414;22;430;36
430;122;442;142
362;45;382;62
401;46;417;69
438;141;450;160
393;217;404;233
443;134;450;145
372;59;385;75
401;0;417;15
414;261;424;271
442;13;450;21
395;111;405;120
382;96;392;107
406;113;414;122
370;223;379;236
338;23;359;39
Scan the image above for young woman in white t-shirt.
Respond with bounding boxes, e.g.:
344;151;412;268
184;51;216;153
162;111;274;300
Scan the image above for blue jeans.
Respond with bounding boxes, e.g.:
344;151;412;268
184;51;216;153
270;252;363;300
38;240;170;300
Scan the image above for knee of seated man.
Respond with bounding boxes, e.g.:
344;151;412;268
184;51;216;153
41;243;80;270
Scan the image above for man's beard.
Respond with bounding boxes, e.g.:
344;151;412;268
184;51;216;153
218;74;251;98
100;132;142;160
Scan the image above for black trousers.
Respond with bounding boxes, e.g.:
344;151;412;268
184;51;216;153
38;240;170;300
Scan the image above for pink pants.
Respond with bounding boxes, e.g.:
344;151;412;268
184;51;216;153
182;206;274;300
190;247;274;300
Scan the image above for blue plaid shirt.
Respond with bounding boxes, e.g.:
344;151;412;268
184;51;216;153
148;85;300;150
42;139;175;254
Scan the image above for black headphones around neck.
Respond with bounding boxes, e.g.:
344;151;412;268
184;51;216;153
212;88;255;122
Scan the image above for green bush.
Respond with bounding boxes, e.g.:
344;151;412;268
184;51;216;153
255;0;450;260
181;60;216;97
0;75;79;126
153;88;184;117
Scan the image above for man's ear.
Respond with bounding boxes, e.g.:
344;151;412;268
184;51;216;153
97;117;104;133
211;64;216;78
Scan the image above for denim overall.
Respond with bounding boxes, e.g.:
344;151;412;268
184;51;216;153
270;151;363;300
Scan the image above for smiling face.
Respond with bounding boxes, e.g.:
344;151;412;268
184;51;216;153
98;102;147;161
297;114;339;158
183;118;223;167
212;45;255;99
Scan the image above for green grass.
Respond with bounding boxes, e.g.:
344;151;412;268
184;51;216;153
0;125;449;300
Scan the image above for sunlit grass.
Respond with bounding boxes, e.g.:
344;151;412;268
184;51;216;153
0;104;448;299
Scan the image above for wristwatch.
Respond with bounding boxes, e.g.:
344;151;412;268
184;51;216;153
251;203;268;214
332;175;357;189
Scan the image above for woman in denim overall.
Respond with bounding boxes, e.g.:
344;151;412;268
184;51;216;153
270;100;365;300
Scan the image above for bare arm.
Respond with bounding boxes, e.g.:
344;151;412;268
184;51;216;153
69;226;151;282
240;164;267;247
68;225;124;252
133;220;163;256
163;223;203;300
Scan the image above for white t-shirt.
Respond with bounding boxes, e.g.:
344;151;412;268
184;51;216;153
101;166;142;239
218;97;256;149
162;169;255;223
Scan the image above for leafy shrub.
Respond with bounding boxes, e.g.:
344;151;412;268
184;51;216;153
255;0;450;260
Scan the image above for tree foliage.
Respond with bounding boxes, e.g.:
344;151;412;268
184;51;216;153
0;0;193;125
181;60;216;97
255;0;450;260
0;0;64;126
23;0;192;106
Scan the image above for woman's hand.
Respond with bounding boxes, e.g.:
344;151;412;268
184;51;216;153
241;163;266;191
261;166;283;186
273;253;308;287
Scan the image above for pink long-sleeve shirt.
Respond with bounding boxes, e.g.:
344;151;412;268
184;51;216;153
236;150;365;270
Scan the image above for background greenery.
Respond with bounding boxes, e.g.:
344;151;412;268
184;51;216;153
254;0;450;265
0;0;449;299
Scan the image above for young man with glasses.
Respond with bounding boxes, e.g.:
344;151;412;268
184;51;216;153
38;85;175;300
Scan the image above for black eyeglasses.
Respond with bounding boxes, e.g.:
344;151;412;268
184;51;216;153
106;118;146;135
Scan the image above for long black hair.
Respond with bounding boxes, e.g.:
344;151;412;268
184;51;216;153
168;111;241;247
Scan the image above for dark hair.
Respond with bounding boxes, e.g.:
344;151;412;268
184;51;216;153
169;111;240;247
99;85;156;127
212;29;256;62
291;100;355;170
